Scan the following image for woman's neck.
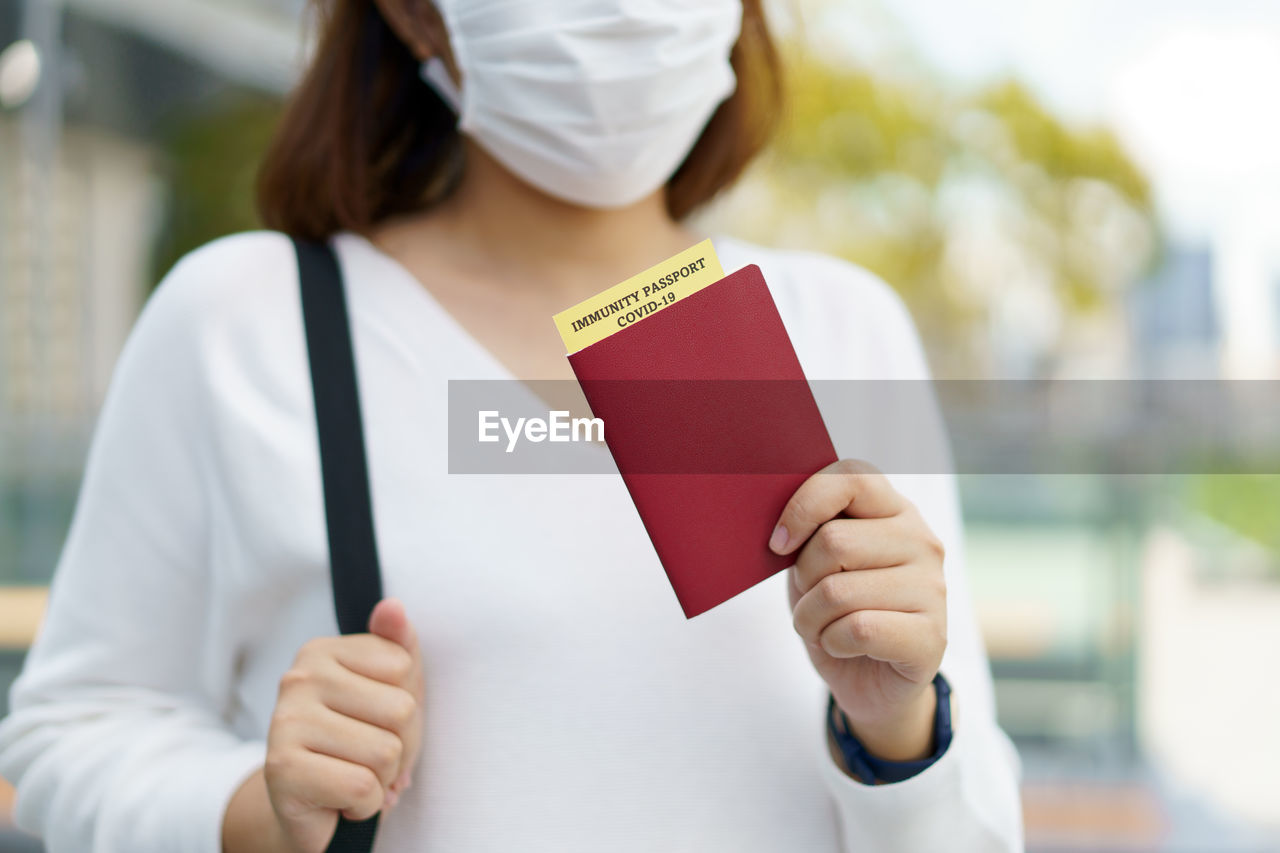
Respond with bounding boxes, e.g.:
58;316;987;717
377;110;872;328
364;141;704;382
416;142;702;297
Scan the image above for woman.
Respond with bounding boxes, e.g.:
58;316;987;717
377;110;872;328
0;1;1022;851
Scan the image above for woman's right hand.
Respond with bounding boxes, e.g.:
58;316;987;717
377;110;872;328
260;598;425;852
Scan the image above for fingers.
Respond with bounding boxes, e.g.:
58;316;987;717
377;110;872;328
818;609;945;674
770;459;906;557
291;705;405;790
316;665;420;742
784;502;948;681
280;623;425;796
299;633;420;694
265;748;385;822
281;646;421;766
791;516;920;596
791;565;937;645
267;614;428;845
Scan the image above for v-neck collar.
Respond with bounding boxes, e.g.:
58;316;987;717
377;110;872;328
330;230;756;475
336;230;519;382
336;228;748;380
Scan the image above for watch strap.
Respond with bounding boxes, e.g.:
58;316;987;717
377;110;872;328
827;672;953;785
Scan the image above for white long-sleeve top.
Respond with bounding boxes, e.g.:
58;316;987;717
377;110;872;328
0;231;1022;852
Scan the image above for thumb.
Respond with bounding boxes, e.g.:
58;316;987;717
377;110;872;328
367;597;424;802
368;597;419;658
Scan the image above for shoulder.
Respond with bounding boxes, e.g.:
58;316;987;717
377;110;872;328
111;231;305;402
126;230;306;373
714;236;930;380
145;230;299;329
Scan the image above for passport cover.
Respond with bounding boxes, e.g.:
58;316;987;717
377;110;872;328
567;264;838;618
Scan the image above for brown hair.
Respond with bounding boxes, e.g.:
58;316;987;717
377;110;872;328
257;1;782;240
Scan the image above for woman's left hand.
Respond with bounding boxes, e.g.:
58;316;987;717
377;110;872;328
771;459;948;763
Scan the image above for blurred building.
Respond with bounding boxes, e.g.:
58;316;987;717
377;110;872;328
1128;245;1218;379
0;0;300;584
1129;226;1280;382
1;6;304;847
1213;199;1280;380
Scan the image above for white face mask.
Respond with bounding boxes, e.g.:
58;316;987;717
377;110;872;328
420;0;743;209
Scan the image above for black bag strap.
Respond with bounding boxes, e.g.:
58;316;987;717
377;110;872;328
294;237;382;853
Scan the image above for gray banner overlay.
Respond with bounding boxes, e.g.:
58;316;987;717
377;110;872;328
447;380;1280;475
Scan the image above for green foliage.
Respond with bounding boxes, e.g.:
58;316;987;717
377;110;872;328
149;92;283;288
777;58;946;183
975;80;1150;207
702;47;1160;370
1186;474;1280;560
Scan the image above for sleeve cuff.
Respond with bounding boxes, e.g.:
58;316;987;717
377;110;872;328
818;699;969;850
817;700;1024;852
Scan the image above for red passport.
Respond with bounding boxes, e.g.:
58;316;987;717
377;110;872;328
567;264;838;618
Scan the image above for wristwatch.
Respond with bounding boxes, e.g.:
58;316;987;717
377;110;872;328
826;672;953;784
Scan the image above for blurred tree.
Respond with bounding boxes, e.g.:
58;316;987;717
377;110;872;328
1186;474;1280;565
149;92;283;288
698;47;1159;374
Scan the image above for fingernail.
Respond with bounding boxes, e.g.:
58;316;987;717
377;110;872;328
392;769;412;793
769;524;790;553
383;788;400;810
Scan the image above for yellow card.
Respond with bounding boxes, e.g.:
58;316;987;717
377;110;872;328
553;239;723;353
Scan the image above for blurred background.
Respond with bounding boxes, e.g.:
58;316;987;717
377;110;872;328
1;0;1278;850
